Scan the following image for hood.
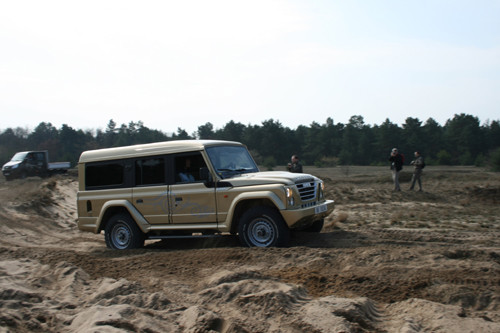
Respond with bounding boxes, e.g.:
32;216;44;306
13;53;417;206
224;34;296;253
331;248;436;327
226;171;318;187
2;161;22;169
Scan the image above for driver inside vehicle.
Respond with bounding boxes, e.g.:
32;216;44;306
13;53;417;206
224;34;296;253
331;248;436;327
177;158;195;183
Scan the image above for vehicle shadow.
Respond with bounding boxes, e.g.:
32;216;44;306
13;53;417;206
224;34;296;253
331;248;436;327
290;230;367;248
143;229;367;250
145;235;241;250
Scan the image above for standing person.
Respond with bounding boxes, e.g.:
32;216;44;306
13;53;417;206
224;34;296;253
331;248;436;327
287;155;303;173
409;151;425;191
389;148;403;191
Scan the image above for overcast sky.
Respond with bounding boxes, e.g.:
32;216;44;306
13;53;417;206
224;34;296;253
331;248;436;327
1;0;499;135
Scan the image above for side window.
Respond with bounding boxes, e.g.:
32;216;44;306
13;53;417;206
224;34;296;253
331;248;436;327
135;157;165;186
174;152;207;183
86;162;124;189
26;153;35;164
34;153;45;162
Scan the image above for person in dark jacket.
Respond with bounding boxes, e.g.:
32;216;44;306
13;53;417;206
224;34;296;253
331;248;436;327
389;148;403;191
287;155;303;173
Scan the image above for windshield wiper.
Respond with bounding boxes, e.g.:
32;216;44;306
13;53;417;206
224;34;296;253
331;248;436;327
218;168;252;172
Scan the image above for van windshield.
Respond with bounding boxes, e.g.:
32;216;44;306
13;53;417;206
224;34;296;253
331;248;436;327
11;152;28;162
206;146;259;179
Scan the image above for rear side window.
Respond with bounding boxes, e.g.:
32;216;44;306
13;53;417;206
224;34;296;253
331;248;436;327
86;163;124;188
33;152;45;162
135;158;165;185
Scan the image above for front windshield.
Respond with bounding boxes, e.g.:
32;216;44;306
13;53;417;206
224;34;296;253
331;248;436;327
11;152;27;162
206;145;259;179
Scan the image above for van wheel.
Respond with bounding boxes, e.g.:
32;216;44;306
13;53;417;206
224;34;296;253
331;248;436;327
238;206;290;247
105;214;145;249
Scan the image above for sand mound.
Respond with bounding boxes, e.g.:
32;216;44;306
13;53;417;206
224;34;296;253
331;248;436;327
301;296;380;332
2;257;498;333
386;298;500;332
468;185;500;204
199;269;309;315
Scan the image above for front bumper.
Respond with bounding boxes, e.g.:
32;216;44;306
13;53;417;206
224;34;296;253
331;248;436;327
2;168;20;179
281;199;335;229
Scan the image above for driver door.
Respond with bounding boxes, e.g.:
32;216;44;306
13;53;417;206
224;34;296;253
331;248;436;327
169;152;217;224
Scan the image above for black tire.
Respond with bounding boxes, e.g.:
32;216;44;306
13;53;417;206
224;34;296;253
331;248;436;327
301;219;324;233
238;206;290;247
104;214;145;249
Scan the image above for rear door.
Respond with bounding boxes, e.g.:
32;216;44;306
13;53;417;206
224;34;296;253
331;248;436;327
132;156;171;224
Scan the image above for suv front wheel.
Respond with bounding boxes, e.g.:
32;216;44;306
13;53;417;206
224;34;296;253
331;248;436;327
238;206;290;247
105;214;145;249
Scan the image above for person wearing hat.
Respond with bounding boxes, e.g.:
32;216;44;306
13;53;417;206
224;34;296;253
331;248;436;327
389;148;403;191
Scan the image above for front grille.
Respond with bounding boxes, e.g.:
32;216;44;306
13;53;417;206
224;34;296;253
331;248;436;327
296;181;316;201
301;201;317;208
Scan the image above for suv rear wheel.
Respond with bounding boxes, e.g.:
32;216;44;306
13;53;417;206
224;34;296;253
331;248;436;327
105;214;145;249
238;206;290;247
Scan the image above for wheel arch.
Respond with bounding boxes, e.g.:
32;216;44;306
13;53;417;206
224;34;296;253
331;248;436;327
230;197;281;234
98;206;129;233
96;200;150;234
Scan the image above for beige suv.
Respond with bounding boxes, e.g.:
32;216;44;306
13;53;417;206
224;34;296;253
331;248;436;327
77;140;334;249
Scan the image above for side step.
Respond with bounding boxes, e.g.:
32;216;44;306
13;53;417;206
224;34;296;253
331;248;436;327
147;233;224;240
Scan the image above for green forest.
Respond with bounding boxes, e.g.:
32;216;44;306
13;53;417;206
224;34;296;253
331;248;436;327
1;113;500;170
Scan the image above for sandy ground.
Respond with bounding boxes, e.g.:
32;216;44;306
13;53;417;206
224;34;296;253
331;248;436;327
0;166;499;332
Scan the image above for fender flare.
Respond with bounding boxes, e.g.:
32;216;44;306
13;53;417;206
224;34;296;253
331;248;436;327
97;200;151;233
224;191;286;228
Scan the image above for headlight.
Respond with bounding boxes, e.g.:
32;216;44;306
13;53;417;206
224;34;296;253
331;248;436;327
11;164;19;169
319;182;325;199
285;187;295;206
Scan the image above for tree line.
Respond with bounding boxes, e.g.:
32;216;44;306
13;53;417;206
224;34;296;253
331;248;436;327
1;114;500;170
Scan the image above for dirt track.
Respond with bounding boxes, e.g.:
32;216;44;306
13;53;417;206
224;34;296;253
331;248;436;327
0;167;499;332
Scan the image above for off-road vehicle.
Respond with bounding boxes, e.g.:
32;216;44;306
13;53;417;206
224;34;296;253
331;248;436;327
2;151;70;180
76;140;334;249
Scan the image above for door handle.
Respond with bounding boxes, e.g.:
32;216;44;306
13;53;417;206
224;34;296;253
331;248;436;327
175;197;183;202
136;199;143;204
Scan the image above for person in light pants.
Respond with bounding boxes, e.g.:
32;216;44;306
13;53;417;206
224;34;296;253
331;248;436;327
389;148;403;191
